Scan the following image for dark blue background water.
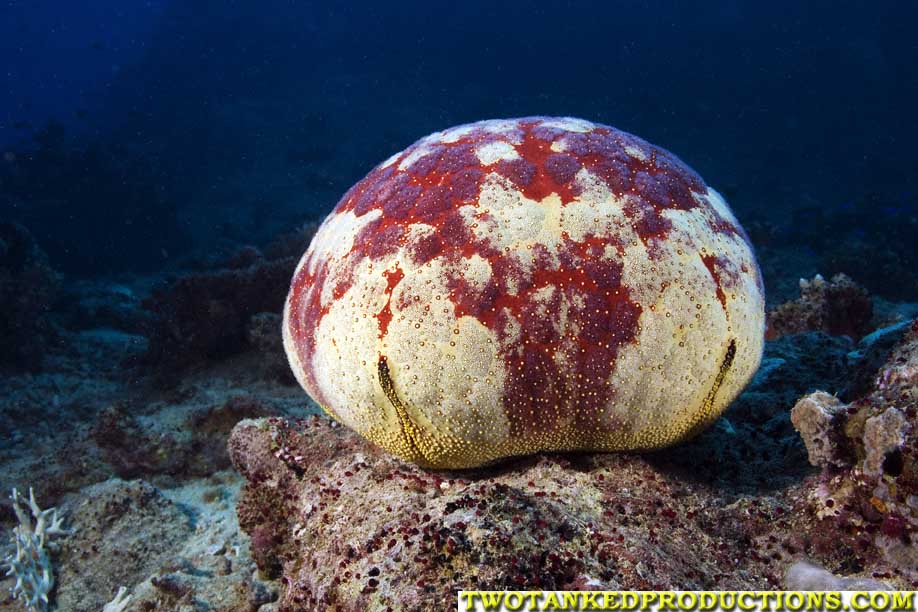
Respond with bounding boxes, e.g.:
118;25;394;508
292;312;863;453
2;1;916;290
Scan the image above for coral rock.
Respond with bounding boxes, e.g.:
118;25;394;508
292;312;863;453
844;320;913;399
230;417;793;609
790;320;917;581
862;409;908;477
283;117;765;468
766;273;873;341
790;392;849;469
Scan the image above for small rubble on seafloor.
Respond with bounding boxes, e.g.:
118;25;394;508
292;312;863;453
1;238;915;611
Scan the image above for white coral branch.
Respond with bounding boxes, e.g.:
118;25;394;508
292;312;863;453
3;487;74;612
102;586;132;612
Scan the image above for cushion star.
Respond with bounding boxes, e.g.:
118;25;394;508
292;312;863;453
283;117;765;469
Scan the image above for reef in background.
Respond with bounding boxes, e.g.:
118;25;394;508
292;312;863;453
0;222;58;372
137;224;316;381
766;274;873;341
0;215;914;609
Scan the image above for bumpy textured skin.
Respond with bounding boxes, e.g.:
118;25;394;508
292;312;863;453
283;117;765;468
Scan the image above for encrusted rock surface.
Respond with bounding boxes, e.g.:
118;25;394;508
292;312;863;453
790;392;849;470
232;416;771;609
766;273;873;341
791;320;917;583
230;396;915;611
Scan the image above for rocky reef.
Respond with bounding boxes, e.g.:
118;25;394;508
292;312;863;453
232;416;794;609
791;320;917;581
0;208;914;611
0;222;58;372
0;229;315;610
766;273;873;341
139;224;316;378
228;313;917;609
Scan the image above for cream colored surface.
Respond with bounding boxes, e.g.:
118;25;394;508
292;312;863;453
284;118;765;468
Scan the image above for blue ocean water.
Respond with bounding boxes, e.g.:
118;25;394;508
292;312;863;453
1;1;915;287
